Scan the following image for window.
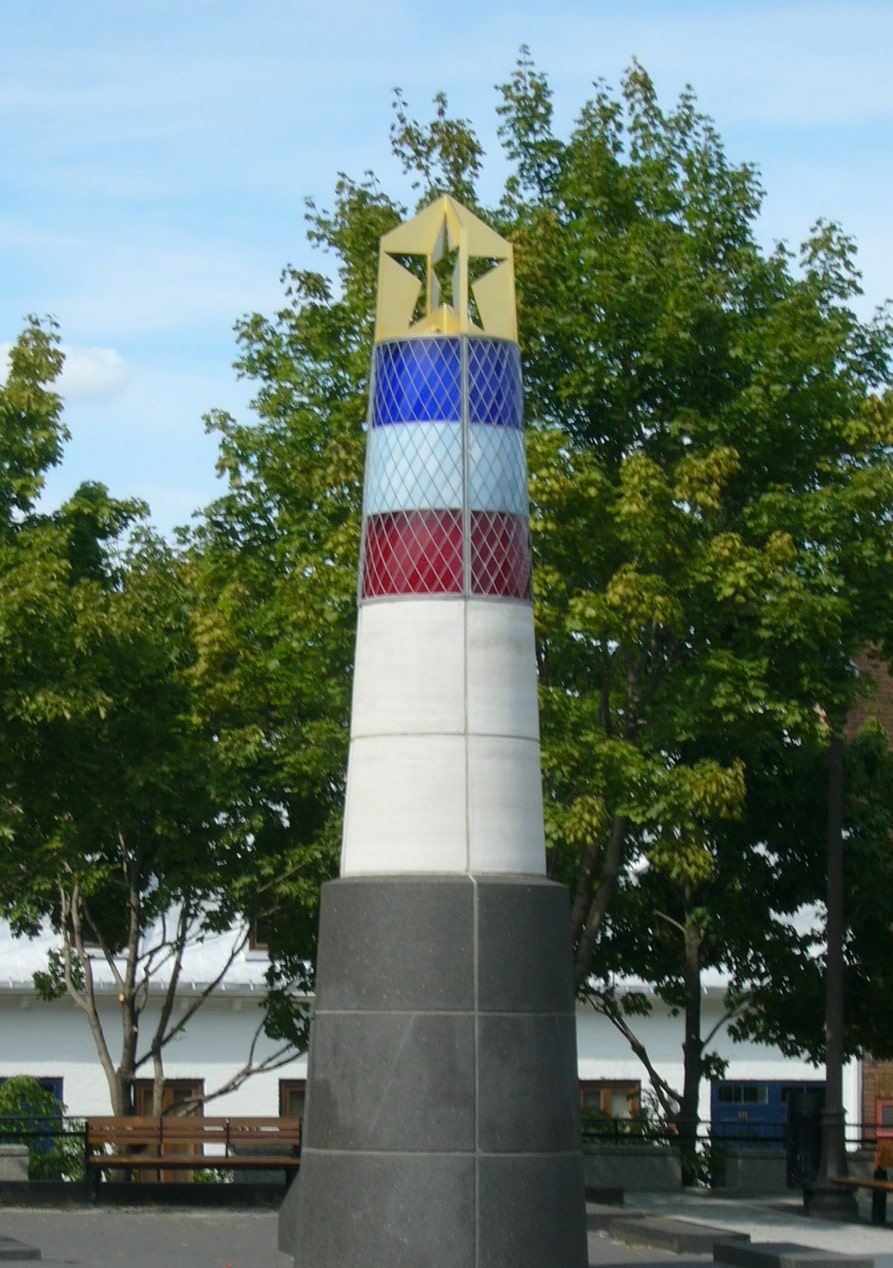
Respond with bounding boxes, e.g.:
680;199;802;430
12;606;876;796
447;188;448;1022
279;1080;306;1122
717;1084;769;1106
248;919;270;952
877;1099;893;1136
578;1080;640;1119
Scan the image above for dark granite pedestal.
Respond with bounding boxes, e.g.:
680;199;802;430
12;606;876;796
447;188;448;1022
279;874;587;1267
804;1183;861;1222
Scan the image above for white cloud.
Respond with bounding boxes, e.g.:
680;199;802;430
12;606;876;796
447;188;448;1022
0;341;131;402
59;345;131;403
35;359;254;538
3;0;892;549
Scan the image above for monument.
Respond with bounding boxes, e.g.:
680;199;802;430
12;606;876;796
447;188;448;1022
279;195;588;1266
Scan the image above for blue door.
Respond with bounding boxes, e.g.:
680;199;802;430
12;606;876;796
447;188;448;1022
711;1079;825;1147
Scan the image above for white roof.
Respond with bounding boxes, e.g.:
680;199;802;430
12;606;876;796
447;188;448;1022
0;919;272;996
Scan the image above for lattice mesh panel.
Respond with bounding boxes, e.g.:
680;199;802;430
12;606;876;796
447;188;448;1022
365;423;462;514
361;336;531;600
373;339;462;424
363;510;463;596
469;512;531;599
467;339;523;427
467;425;528;514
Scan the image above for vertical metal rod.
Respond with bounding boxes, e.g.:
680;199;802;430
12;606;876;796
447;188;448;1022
808;731;858;1217
823;732;846;1161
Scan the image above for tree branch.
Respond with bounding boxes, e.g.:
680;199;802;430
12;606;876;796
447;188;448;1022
574;814;628;989
585;987;682;1122
169;1014;306;1116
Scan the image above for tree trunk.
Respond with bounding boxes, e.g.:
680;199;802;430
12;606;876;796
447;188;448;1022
573;814;628;989
150;1052;167;1116
676;887;704;1185
107;1068;134;1117
112;991;140;1116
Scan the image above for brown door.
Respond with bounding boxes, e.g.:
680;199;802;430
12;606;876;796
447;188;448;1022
134;1080;203;1181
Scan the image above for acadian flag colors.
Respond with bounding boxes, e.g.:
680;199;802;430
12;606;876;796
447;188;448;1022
340;196;546;879
361;335;531;599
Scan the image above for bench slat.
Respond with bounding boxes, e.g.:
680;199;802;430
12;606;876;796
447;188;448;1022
85;1116;301;1170
831;1176;893;1192
93;1155;301;1170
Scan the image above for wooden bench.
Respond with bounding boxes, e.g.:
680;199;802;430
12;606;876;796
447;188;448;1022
85;1116;301;1199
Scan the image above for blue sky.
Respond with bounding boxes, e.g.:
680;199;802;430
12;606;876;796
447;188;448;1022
2;0;891;538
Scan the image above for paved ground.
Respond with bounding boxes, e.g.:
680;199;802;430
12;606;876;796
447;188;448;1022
593;1192;893;1266
0;1207;290;1267
0;1191;890;1267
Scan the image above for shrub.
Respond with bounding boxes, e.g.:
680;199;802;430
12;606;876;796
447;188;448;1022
0;1076;83;1180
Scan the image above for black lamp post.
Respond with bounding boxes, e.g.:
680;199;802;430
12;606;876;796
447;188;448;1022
806;732;858;1219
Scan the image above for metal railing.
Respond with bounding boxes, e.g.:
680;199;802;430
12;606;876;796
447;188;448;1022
581;1115;881;1148
0;1114;86;1181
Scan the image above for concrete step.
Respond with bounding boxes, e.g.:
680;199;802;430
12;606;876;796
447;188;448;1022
713;1241;874;1268
610;1214;750;1254
584;1185;624;1205
586;1204;644;1231
0;1235;40;1261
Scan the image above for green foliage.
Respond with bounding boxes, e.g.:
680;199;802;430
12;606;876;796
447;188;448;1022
0;317;67;528
4;50;893;1130
0;1077;83;1180
579;1105;665;1145
184;57;893;1114
391;88;483;207
729;718;893;1062
490;62;893;1122
192;1166;235;1184
0;321;319;1109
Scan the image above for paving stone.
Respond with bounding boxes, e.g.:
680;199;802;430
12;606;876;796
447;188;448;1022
713;1240;874;1268
586;1204;644;1231
611;1214;750;1254
0;1235;40;1261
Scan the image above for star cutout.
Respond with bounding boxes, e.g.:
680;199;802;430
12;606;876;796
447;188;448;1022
375;195;517;342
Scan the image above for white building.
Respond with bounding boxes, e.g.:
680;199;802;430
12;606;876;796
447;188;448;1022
0;922;858;1137
575;982;858;1136
0;922;309;1120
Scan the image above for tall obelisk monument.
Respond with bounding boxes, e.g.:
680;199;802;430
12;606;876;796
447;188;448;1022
280;196;587;1267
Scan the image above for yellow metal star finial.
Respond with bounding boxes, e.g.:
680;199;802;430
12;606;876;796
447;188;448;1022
374;195;517;343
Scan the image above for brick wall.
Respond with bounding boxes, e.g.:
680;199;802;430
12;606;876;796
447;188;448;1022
846;650;893;744
861;1059;893;1140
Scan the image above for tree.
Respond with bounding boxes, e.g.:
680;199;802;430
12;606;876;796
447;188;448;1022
723;709;893;1065
0;325;313;1116
496;53;893;1169
0;317;63;853
0;316;67;532
187;52;892;1171
185;181;404;1012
